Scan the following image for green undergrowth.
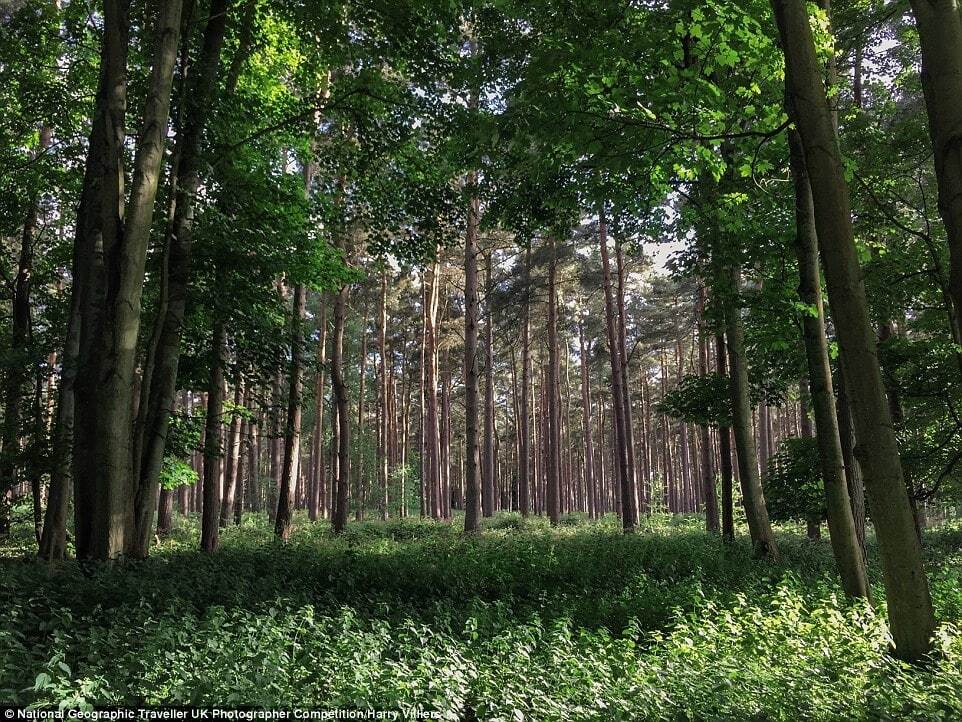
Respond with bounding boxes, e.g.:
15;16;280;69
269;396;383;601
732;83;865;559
1;513;961;719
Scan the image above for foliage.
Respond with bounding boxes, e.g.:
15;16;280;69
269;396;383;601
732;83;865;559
2;516;962;717
764;438;825;524
658;372;731;426
158;458;199;492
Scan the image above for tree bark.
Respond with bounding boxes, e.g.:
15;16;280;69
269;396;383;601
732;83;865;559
201;319;226;553
909;0;962;345
131;0;230;558
220;380;243;528
379;269;390;519
599;209;637;531
578;318;596;520
482;250;496;517
72;0;183;560
724;266;778;560
463;171;482;534
519;247;532;517
275;284;306;540
546;237;562;525
788;126;870;598
696;282;720;533
774;0;936;660
67;0;131;560
331;267;351;533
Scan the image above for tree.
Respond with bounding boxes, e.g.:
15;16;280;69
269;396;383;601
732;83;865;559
773;0;936;661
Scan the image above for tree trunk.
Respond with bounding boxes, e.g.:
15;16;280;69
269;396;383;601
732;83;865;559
275;284;306;540
70;0;184;561
716;333;735;544
696;282;720;533
909;0;962;345
616;240;641;515
578;319;596;520
331;274;351;533
788;126;870;598
201;320;226;553
836;369;866;552
546;238;562;525
66;0;131;560
312;301;328;520
519;246;532;517
774;0;936;660
220;381;243;528
131;0;230;559
482;251;496;517
463;171;482;533
599;209;637;531
379;269;390;519
724;267;778;560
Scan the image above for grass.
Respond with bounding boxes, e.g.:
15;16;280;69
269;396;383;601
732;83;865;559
1;511;961;719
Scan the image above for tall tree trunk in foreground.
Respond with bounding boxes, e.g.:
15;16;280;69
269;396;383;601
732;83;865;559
201;320;226;553
275;284;306;540
72;0;183;560
788;127;870;599
774;0;936;660
724;267;779;560
66;0;131;560
463;171;482;534
909;0;962;345
131;0;230;559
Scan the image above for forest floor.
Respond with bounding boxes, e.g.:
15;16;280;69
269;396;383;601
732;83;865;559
1;512;962;719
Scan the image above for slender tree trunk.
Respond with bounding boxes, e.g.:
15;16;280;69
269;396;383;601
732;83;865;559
201;320;226;553
696;283;720;533
578;319;596;520
724;266;779;560
774;0;936;660
313;301;328;520
235;398;250;525
130;0;229;559
546;238;562;525
482;251;496;517
788;126;870;598
331;273;351;533
836;369;866;552
463;171;482;533
716;332;736;544
599;209;637;531
616;240;640;516
220;381;243;528
379;269;390;519
275;284;306;540
519;247;532;517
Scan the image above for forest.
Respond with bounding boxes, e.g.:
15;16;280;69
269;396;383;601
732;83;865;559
3;0;962;717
